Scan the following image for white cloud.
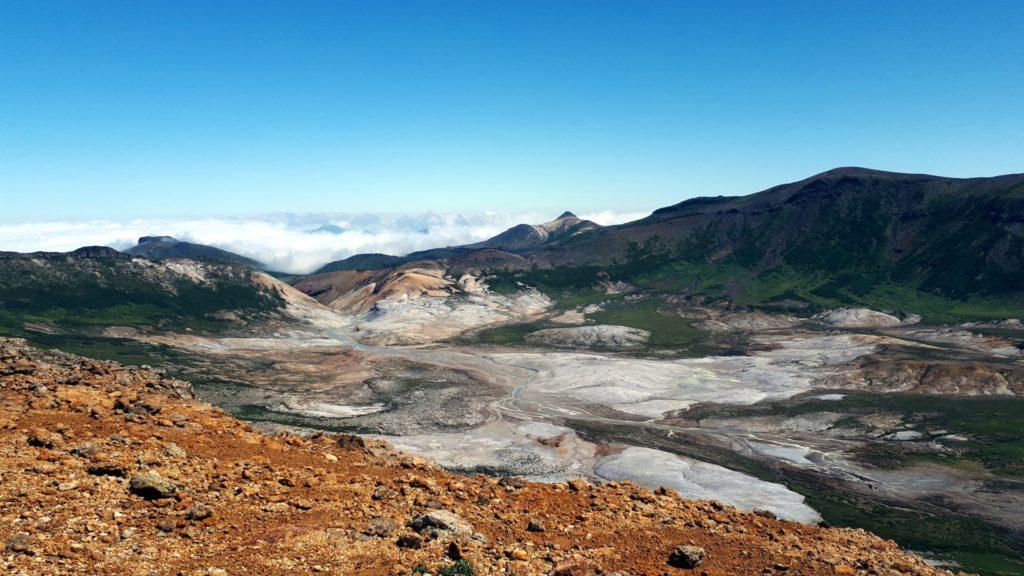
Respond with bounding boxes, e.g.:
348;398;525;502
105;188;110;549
0;210;648;274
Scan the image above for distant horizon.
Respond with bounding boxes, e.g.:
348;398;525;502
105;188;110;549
0;208;652;274
4;2;1023;220
3;162;1022;224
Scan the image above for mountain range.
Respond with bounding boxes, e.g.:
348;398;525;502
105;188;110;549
301;167;1024;323
3;167;1023;334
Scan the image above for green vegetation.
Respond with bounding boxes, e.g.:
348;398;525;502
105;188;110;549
472;320;552;345
487;265;606;298
439;560;474;576
0;253;283;334
484;173;1024;324
686;392;1024;574
20;333;177;367
586;299;700;347
553;290;624;310
687;392;1024;479
790;480;1024;576
493;254;1024;324
315;253;405;273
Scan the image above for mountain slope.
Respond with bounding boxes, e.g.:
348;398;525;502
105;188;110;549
489;168;1024;321
0;247;286;333
294;168;1024;323
545;168;1024;285
463;211;602;252
314;253;406;274
124;236;264;269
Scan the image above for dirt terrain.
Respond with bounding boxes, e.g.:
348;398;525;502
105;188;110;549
0;337;961;576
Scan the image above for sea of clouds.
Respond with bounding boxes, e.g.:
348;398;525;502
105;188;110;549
0;210;649;273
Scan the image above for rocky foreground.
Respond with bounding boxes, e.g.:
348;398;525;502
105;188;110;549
0;338;963;576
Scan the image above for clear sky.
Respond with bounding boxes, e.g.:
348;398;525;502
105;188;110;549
2;0;1022;222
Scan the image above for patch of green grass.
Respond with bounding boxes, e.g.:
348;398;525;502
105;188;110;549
790;480;1024;576
586;299;700;347
440;560;474;576
472;321;553;345
553;290;625;310
25;334;175;367
631;259;747;294
0;255;284;334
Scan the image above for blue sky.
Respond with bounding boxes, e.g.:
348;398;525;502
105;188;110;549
2;0;1022;222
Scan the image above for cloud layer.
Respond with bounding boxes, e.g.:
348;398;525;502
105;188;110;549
0;210;649;273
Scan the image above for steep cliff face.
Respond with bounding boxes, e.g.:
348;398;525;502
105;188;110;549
0;338;962;576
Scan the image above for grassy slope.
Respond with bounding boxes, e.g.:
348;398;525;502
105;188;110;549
586;299;701;346
0;253;283;335
491;253;1024;324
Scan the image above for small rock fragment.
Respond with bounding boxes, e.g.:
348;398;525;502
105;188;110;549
363;516;400;537
185;504;213;521
6;533;35;554
396;533;423;549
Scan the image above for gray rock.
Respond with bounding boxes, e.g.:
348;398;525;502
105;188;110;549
164;442;187;458
499;476;527;489
363;516;400;537
409;510;473;536
6;533;35;554
668;545;705;569
396;533;423;549
129;471;177;500
185;504;213;521
525;325;650;349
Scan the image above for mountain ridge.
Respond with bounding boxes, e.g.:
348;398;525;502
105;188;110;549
296;167;1024;322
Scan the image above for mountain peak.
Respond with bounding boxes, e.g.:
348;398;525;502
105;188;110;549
138;235;178;245
557;211;577;219
808;167;948;181
125;237;263;269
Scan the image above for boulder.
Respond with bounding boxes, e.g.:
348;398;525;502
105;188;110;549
668;545;705;569
409;510;473;536
129;471;177;500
